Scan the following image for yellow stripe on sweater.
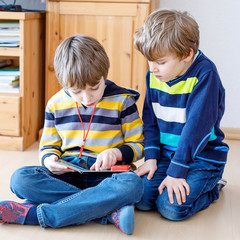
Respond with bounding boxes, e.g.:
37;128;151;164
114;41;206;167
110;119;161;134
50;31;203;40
150;73;198;94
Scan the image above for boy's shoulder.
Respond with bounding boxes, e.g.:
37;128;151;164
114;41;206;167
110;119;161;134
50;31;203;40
104;80;140;102
46;88;72;107
191;50;218;75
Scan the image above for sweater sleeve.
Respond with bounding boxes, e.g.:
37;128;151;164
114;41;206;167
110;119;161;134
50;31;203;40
116;95;144;164
167;70;223;178
39;102;63;165
142;71;161;161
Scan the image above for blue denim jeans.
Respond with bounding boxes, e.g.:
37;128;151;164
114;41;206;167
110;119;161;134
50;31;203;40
135;149;225;220
10;156;143;228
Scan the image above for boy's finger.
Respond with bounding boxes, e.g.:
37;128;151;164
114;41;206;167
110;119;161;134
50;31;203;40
167;188;174;204
158;182;165;195
134;168;140;175
147;170;154;180
100;161;108;170
174;188;182;205
90;163;96;170
94;160;102;171
184;182;190;196
134;167;145;177
179;185;186;203
51;155;59;161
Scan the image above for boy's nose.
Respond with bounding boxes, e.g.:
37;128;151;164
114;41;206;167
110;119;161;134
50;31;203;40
81;92;91;103
149;62;158;73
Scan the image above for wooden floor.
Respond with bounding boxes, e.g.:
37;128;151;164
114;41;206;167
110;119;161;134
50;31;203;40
0;139;239;240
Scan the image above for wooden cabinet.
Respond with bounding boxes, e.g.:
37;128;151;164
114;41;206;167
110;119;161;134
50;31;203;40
0;12;45;151
46;0;158;112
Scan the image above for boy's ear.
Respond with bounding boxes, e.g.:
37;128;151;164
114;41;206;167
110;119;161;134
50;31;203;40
184;48;194;62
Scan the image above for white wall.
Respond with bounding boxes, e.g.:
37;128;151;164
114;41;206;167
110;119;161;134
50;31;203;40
158;0;240;128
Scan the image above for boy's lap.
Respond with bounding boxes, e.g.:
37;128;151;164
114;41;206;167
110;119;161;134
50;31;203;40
139;159;224;204
184;161;224;200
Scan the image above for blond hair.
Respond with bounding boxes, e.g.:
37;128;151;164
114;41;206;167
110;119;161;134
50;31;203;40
54;34;110;89
134;9;199;60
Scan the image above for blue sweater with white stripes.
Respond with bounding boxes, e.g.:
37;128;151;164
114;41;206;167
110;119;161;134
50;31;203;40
143;50;228;178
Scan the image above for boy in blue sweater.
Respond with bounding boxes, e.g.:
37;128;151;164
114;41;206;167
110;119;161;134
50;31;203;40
134;9;228;220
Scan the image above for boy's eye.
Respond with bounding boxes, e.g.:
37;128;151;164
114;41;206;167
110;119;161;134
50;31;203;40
91;86;99;91
71;90;81;94
157;61;165;65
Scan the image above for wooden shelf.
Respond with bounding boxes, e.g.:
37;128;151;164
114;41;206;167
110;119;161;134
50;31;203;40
0;12;45;151
0;47;20;57
0;12;44;20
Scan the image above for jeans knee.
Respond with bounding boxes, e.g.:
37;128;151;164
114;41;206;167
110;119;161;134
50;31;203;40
135;174;160;211
10;166;40;198
135;185;157;211
114;172;143;202
10;167;28;192
116;172;142;187
156;193;191;221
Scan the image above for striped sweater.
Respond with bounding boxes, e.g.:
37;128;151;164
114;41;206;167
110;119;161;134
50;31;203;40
40;80;144;165
143;50;229;178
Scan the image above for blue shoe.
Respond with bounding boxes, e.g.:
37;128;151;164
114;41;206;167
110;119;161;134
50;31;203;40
108;205;135;235
0;201;34;224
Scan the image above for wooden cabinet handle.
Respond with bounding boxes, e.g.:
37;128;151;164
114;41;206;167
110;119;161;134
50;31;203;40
48;64;54;71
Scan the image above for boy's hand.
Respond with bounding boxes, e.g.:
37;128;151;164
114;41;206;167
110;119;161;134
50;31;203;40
134;159;157;180
158;176;190;205
44;155;75;175
90;148;122;171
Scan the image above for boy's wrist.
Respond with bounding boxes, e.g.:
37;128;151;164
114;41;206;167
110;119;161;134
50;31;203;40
112;148;122;160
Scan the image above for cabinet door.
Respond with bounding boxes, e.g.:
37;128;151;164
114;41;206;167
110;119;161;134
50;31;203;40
0;95;20;136
46;1;149;111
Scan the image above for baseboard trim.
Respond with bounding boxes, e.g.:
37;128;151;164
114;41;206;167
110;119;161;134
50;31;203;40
222;127;240;140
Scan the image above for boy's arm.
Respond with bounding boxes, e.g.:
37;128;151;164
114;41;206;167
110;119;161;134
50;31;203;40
91;95;144;170
142;71;161;161
167;70;225;178
39;103;63;166
115;94;144;164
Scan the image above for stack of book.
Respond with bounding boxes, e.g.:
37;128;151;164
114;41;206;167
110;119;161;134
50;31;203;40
0;59;13;68
0;67;20;93
0;22;20;47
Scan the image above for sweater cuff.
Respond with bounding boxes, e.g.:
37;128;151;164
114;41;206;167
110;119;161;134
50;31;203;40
115;145;134;164
166;161;189;178
144;147;161;161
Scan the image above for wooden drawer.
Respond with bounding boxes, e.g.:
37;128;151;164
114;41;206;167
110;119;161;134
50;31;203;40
0;95;21;136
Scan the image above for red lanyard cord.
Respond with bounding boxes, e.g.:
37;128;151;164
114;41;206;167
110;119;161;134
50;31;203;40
75;102;96;159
